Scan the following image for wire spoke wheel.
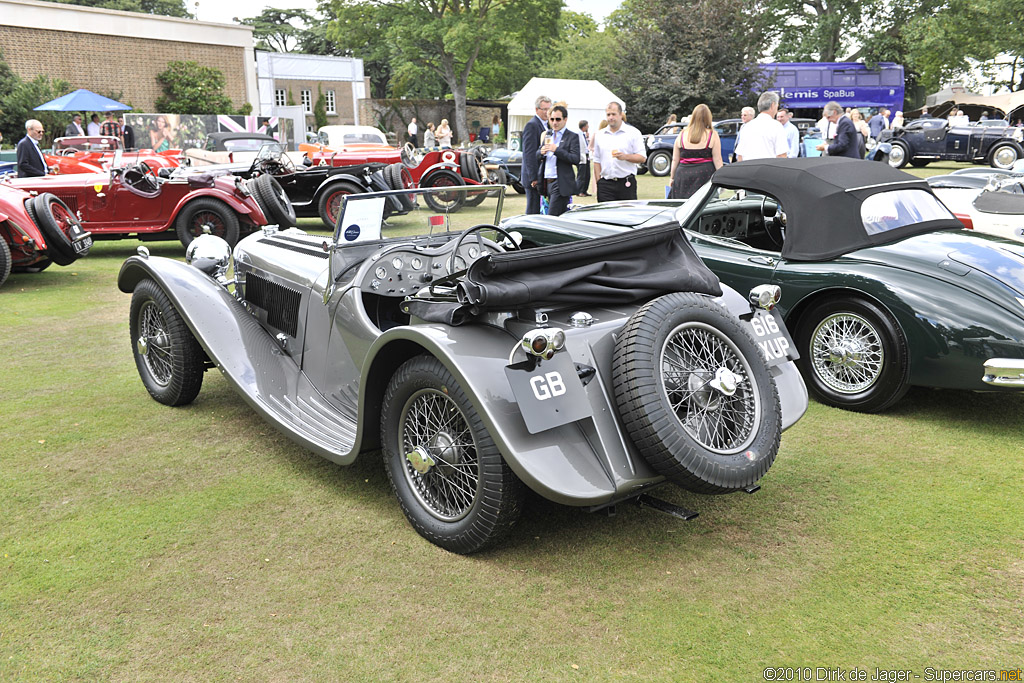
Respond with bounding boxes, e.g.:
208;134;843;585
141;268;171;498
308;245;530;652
400;388;480;522
810;312;884;394
661;321;759;454
138;300;174;386
189;210;226;239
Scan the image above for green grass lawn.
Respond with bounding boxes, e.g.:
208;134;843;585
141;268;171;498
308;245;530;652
2;159;1023;680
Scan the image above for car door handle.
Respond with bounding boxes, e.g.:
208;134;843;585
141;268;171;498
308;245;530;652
748;256;775;266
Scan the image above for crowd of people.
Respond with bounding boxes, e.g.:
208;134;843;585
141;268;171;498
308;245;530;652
408;115;501;149
15;111;141;177
522;95;646;216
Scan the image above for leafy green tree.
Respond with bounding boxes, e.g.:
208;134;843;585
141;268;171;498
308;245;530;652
313;87;328;128
326;2;399;99
754;0;873;62
326;0;561;143
613;0;765;132
539;11;619;86
0;73;73;149
44;0;191;18
154;60;236;114
236;8;315;52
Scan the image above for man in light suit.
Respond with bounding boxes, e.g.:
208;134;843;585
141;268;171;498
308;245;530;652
817;101;863;159
65;113;85;137
538;105;581;216
17;119;49;178
521;95;551;215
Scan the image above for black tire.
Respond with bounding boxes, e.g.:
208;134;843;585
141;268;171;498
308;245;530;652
0;237;10;288
909;159;931;168
175;198;240;248
31;194;87;266
485;167;507;198
12;258;51;274
463;185;488;207
795;296;909;413
316;181;363;230
252;174;297;228
647;150;673;177
611;292;781;494
888;141;910;169
988;143;1020;170
129;279;205;406
511;179;525;194
422;171;465;212
384;163;414;212
459;152;481;183
381;355;524;554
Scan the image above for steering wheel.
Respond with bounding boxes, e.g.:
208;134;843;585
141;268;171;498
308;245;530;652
401;142;419;168
447;223;521;275
139;161;155;177
760;195;786;249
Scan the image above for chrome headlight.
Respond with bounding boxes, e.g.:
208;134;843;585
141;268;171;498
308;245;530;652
186;233;232;278
522;327;566;360
749;284;782;311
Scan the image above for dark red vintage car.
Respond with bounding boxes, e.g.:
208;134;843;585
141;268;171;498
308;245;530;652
4;161;283;248
0;184;92;288
45;136;181;175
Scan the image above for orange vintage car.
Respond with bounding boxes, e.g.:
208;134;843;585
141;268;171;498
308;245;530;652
45;136;182;175
298;125;404;166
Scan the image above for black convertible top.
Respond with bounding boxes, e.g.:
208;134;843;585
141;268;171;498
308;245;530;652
712;157;964;261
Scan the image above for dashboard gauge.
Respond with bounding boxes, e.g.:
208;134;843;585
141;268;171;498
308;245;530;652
375;266;387;279
452;255;467;271
411;257;423;270
468;246;479;258
391;257;404;269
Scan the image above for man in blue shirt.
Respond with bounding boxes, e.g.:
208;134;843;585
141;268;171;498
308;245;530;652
776;107;800;158
538;105;580;216
868;109;886;139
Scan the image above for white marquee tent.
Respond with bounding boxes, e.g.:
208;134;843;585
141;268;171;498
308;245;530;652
506;77;625;134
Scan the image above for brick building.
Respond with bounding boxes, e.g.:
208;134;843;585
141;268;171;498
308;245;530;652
0;0;257;112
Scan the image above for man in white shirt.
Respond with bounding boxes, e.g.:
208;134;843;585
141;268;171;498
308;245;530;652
407;117;418;147
591;101;645;202
87;113;100;136
776;107;800;158
734;92;789;161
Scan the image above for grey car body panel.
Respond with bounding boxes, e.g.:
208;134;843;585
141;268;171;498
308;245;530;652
118;220;807;507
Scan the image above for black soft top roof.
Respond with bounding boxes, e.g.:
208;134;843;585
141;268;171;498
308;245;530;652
712;157;964;261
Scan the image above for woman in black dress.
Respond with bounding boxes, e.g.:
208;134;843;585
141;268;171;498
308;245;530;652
668;104;723;199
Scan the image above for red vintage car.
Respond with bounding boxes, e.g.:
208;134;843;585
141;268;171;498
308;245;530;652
45;136;181;175
0;184;92;288
3;161;287;248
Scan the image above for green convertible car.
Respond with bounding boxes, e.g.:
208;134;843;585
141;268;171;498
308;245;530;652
503;157;1024;412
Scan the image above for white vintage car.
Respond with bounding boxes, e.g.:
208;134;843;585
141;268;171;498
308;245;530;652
928;167;1024;242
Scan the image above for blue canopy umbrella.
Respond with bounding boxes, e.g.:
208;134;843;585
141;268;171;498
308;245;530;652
34;89;132;112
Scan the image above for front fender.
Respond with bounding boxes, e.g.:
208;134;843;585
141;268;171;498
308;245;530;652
316;174;366;196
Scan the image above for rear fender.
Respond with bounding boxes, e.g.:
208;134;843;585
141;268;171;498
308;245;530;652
317;174;366;196
360;320;660;507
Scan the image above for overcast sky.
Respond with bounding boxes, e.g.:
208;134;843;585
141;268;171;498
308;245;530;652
196;0;622;26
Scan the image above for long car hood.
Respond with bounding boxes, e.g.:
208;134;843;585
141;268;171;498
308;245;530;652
846;230;1024;310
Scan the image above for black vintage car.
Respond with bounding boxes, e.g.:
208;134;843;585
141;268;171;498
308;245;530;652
880;118;1024;169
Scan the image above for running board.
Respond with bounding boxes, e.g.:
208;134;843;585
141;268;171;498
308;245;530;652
635;494;699;521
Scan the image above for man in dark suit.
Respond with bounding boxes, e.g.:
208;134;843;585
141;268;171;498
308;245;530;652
17;119;49;178
521;95;551;215
538;105;580;216
65;113;85;137
817;101;863;159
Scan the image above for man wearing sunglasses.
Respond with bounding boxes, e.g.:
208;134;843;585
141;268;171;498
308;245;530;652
538;104;580;216
17;119;49;178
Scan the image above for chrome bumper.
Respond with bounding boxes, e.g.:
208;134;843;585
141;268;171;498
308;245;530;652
982;359;1024;387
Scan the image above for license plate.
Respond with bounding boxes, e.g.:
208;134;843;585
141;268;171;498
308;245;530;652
505;352;592;434
743;308;799;367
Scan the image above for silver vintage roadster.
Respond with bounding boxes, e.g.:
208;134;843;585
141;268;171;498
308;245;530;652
118;187;808;553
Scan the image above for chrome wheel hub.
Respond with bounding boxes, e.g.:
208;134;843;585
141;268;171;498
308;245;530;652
400;389;480;522
661;321;760;454
889;146;904;166
811;312;884;393
994;147;1017;169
